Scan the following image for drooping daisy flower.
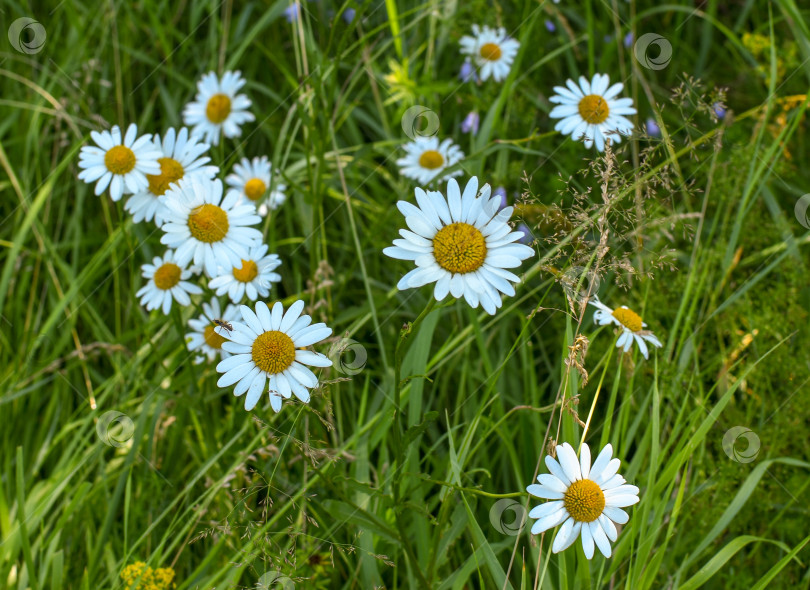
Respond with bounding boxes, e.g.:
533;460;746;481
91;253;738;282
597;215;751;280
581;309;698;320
159;177;263;278
78;124;162;202
215;301;333;412
527;442;640;559
459;25;520;83
124;127;218;226
549;74;636;151
225;156;287;216
383;176;534;315
183;71;255;146
396;137;464;185
208;243;282;303
590;299;662;359
185;298;240;364
136;250;203;315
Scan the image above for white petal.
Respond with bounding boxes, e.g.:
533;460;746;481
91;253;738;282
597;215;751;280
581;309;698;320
556;443;582;483
526;484;563;500
580;443;592;480
552;518;580;553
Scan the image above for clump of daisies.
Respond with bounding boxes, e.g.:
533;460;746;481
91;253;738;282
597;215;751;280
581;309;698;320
549;74;636;151
591;298;662;359
78;124;162;202
183;71;255;146
397;136;464;185
459;25;520;83
384;176;534;314
225;156;287;215
527;442;640;558
215;301;333;412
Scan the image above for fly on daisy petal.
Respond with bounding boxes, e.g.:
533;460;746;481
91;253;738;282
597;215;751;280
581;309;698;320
183;71;255;146
208;243;282;303
459;25;520;83
549;73;636;152
215;300;333;412
159;177;263;278
383;176;535;315
225;156;287;216
136;250;203;315
396;136;464;186
527;442;640;559
590;298;662;359
78;124;162;202
186;298;240;364
124;127;218;226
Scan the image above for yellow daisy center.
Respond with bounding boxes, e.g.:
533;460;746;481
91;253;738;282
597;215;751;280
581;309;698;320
233;259;258;283
432;222;487;274
153;262;181;291
251;330;296;375
187;204;229;243
206;93;232;124
480;42;502;61
244;178;267;201
104;145;136;175
563;478;605;523
147;157;185;196
204;324;227;349
578;94;610;125
612;307;643;332
418;150;445;170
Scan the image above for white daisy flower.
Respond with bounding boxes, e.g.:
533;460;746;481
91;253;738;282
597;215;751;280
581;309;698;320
124;127;218;226
78;124;162;202
185;298;240;364
183;71;255;146
208;243;282;303
459;25;520;83
549;73;637;151
396;136;464;185
215;301;333;412
225;156;287;216
135;250;203;315
527;442;640;559
383;176;534;315
590;299;662;359
159;177;263;278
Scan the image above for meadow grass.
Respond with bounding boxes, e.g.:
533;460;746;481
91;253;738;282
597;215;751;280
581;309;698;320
1;0;810;588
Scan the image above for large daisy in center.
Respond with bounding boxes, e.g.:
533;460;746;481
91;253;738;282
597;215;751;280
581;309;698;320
383;176;534;314
549;74;636;151
160;178;263;278
527;442;640;559
215;301;333;412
